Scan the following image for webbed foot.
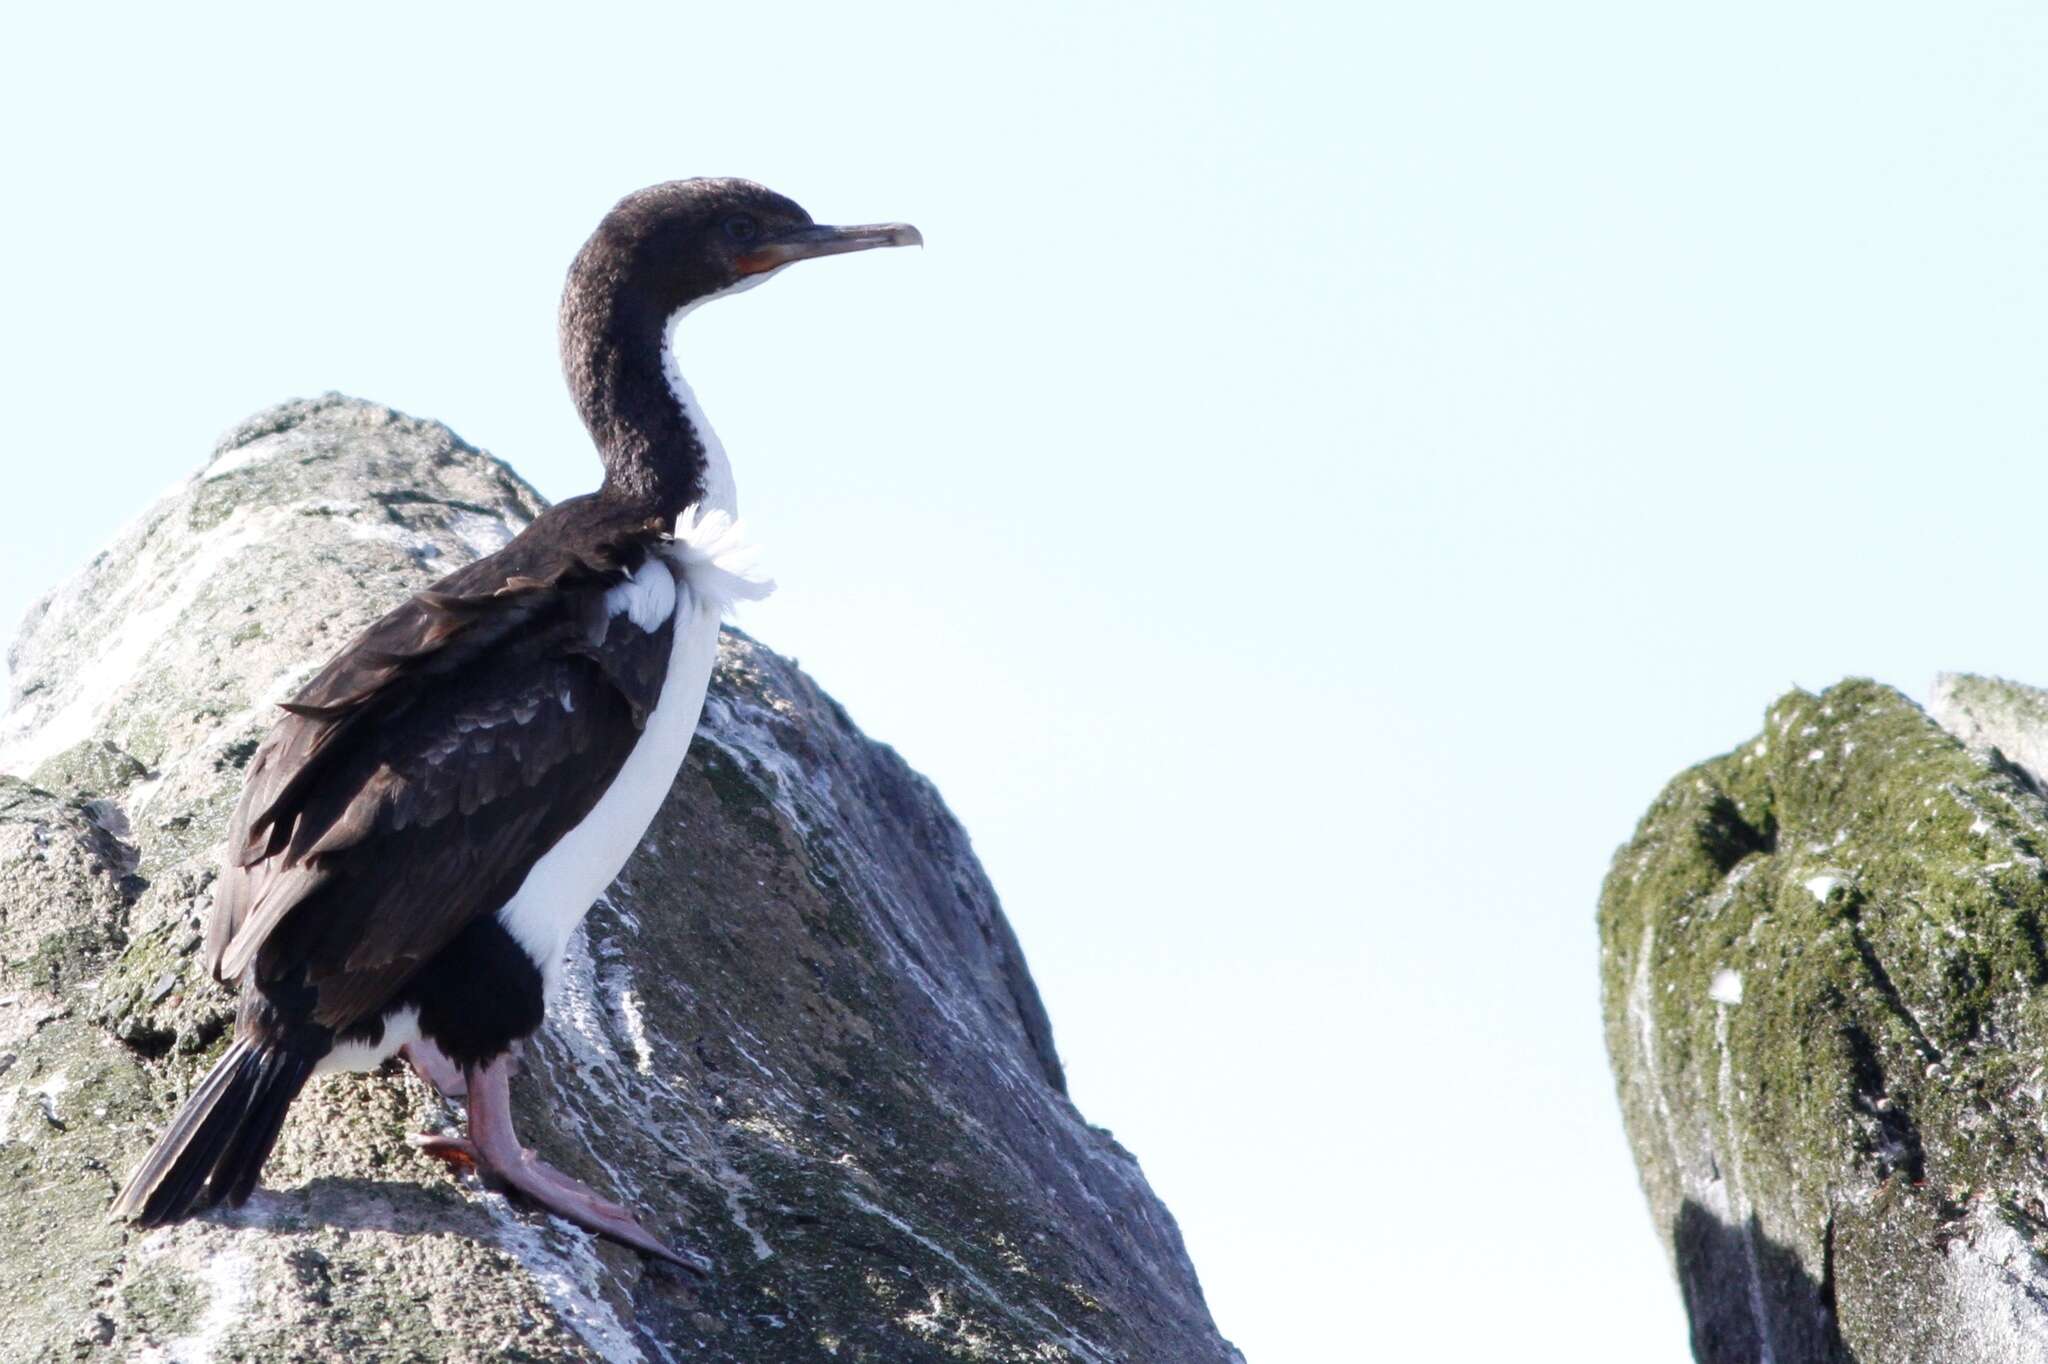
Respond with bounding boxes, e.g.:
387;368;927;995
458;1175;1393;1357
453;1055;710;1277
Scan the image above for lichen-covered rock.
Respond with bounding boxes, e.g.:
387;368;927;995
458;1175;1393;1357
1600;676;2048;1363
0;394;1239;1363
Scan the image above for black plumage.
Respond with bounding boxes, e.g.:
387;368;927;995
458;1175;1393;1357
208;502;675;1029
118;505;676;1227
110;179;921;1264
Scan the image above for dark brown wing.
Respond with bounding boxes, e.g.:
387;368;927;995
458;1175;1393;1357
206;496;677;1029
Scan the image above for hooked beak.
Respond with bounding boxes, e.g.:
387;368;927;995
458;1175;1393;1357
735;222;923;275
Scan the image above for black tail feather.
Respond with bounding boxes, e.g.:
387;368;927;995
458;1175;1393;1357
218;1049;309;1206
111;1038;316;1227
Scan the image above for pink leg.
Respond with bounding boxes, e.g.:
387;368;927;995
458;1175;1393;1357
416;1054;708;1276
402;1039;468;1098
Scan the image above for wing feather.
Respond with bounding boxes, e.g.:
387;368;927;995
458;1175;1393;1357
206;497;681;1029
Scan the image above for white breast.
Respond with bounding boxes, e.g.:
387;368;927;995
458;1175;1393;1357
496;507;772;994
321;523;764;1074
323;299;773;1075
494;574;716;989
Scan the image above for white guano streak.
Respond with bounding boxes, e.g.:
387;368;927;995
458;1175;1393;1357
316;1005;422;1077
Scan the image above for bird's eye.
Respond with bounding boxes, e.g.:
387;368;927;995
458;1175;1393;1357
723;215;759;243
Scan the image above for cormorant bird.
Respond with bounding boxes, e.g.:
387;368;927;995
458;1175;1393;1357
110;178;921;1270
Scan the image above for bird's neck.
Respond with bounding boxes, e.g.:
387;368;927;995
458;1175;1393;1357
562;298;736;520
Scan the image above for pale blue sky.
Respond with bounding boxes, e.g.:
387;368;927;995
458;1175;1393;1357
5;4;2047;1359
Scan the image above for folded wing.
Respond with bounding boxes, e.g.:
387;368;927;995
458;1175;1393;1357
207;498;679;1030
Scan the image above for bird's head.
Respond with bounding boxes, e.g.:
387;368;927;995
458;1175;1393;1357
561;178;920;508
566;177;921;322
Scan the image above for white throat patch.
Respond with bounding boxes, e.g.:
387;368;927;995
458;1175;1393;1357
661;268;785;520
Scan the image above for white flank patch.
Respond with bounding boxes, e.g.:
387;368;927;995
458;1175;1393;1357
497;506;771;991
314;1004;422;1076
1709;969;1745;1006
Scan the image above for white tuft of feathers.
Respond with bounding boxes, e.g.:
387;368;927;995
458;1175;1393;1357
665;504;775;612
603;557;679;631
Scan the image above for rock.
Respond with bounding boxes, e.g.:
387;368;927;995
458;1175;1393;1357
1600;676;2048;1363
1930;672;2048;796
0;394;1240;1363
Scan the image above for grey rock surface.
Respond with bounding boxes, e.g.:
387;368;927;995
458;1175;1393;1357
1600;676;2048;1363
0;394;1239;1363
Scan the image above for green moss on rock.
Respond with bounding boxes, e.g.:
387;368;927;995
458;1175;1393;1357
28;741;147;801
1603;677;2048;1361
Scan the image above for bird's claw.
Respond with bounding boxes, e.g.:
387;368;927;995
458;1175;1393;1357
494;1150;710;1276
430;1137;708;1276
449;1055;713;1278
407;1132;479;1172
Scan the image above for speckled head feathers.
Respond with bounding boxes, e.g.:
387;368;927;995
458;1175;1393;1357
557;178;921;512
564;179;816;326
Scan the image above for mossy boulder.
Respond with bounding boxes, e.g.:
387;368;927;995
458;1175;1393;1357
1601;676;2048;1362
0;395;1239;1363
